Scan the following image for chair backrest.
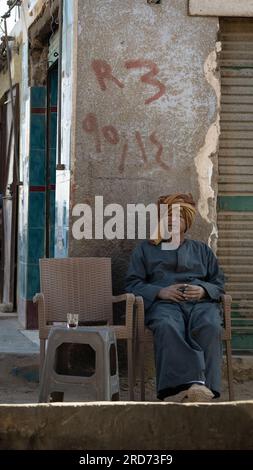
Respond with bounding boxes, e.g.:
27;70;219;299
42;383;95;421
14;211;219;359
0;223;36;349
39;257;113;324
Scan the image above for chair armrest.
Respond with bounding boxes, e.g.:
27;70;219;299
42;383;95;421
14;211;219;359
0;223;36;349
135;296;145;341
221;294;232;340
112;293;135;334
112;293;135;304
33;292;44;304
33;293;46;337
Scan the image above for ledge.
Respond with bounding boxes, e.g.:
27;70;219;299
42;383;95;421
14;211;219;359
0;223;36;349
189;0;253;17
1;402;253;450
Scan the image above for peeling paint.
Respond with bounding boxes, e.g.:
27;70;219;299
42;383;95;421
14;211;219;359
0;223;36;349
194;42;221;248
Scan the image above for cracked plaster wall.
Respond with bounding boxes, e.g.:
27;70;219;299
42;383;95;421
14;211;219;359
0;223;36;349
195;41;221;250
70;0;220;291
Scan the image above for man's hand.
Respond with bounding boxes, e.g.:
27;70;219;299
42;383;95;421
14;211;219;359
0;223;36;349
157;284;206;302
183;285;206;301
157;284;186;302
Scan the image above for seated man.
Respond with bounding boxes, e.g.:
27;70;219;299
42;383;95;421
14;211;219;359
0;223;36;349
125;193;225;402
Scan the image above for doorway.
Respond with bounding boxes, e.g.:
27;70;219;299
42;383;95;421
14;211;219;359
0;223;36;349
0;86;19;310
46;62;58;258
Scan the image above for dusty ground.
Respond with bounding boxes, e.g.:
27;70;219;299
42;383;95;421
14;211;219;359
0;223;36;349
0;317;252;404
0;371;253;404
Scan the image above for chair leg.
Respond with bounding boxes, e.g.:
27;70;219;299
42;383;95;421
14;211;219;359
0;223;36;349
127;338;134;400
134;342;145;401
139;340;145;401
225;340;235;401
39;339;46;381
133;332;137;387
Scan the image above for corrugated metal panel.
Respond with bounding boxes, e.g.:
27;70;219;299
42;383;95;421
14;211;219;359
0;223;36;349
218;20;253;352
219;20;253;195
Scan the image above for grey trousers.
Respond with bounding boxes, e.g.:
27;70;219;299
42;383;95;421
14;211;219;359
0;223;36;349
145;301;223;399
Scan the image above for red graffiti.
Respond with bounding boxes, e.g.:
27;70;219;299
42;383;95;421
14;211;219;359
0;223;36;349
83;113;172;173
82;113;101;153
91;59;124;91
125;59;166;105
91;59;166;105
135;131;148;165
102;125;120;145
150;132;170;171
118;142;128;174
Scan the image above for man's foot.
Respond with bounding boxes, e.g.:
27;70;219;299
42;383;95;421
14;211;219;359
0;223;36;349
164;390;188;402
181;384;214;403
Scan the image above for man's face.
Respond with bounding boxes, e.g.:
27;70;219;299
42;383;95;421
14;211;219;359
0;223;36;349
168;214;186;234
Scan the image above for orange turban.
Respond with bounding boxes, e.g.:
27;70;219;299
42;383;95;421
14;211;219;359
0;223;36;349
150;193;196;245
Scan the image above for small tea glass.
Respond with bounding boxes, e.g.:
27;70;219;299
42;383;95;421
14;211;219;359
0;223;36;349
67;313;79;328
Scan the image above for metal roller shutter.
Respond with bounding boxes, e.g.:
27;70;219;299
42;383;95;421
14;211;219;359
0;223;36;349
218;19;253;352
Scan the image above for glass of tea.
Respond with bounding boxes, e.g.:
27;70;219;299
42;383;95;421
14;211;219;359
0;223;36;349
67;313;79;328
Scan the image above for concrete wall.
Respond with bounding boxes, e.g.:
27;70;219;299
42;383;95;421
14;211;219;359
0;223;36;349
189;0;253;17
0;53;21;99
70;0;220;291
0;0;47;97
1;402;253;450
